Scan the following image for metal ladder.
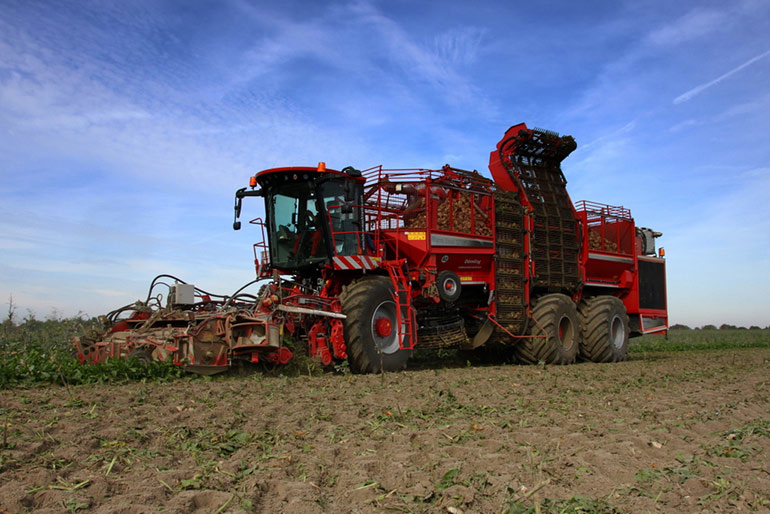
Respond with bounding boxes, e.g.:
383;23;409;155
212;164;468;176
384;260;416;350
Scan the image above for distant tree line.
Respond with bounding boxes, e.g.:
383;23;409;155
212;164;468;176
669;323;767;331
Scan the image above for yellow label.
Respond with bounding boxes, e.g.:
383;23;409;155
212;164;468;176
460;276;473;282
407;231;426;241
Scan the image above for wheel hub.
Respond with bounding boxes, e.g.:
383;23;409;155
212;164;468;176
558;315;575;349
374;317;393;338
610;315;625;349
370;300;401;354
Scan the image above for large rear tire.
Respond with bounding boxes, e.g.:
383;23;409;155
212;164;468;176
340;276;411;373
578;296;629;362
513;294;579;365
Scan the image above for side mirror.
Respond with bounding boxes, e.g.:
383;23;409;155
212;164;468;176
233;188;245;230
233;187;263;230
235;187;246;214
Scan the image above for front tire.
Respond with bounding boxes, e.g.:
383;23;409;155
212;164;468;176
514;294;579;365
128;349;153;364
578;296;629;362
340;276;411;373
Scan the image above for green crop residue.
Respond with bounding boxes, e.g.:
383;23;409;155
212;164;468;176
0;316;185;389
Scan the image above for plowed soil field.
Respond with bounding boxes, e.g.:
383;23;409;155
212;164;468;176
1;348;769;513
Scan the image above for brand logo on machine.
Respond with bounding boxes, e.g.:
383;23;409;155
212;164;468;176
464;259;482;265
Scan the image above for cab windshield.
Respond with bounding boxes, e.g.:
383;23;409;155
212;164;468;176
265;173;365;270
268;182;328;269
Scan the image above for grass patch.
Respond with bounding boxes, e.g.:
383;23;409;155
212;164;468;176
629;329;770;354
705;419;770;462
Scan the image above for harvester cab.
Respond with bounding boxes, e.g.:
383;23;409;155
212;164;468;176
234;163;366;277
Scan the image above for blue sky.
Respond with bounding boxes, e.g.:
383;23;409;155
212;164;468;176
1;0;769;327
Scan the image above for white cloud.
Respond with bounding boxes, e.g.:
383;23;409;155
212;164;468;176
714;92;770;121
0;4;371;191
579;121;637;151
646;8;725;47
431;27;487;66
667;119;699;133
674;49;770;104
346;1;492;113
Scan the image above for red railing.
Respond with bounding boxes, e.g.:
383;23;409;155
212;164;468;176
249;217;271;277
575;200;632;220
575;201;635;255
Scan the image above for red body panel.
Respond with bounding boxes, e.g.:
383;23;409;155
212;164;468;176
576;201;668;334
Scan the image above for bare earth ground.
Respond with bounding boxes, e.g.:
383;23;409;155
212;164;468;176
1;349;769;513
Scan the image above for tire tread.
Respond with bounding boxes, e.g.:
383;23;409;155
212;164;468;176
340;276;409;373
514;294;579;365
578;296;629;363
